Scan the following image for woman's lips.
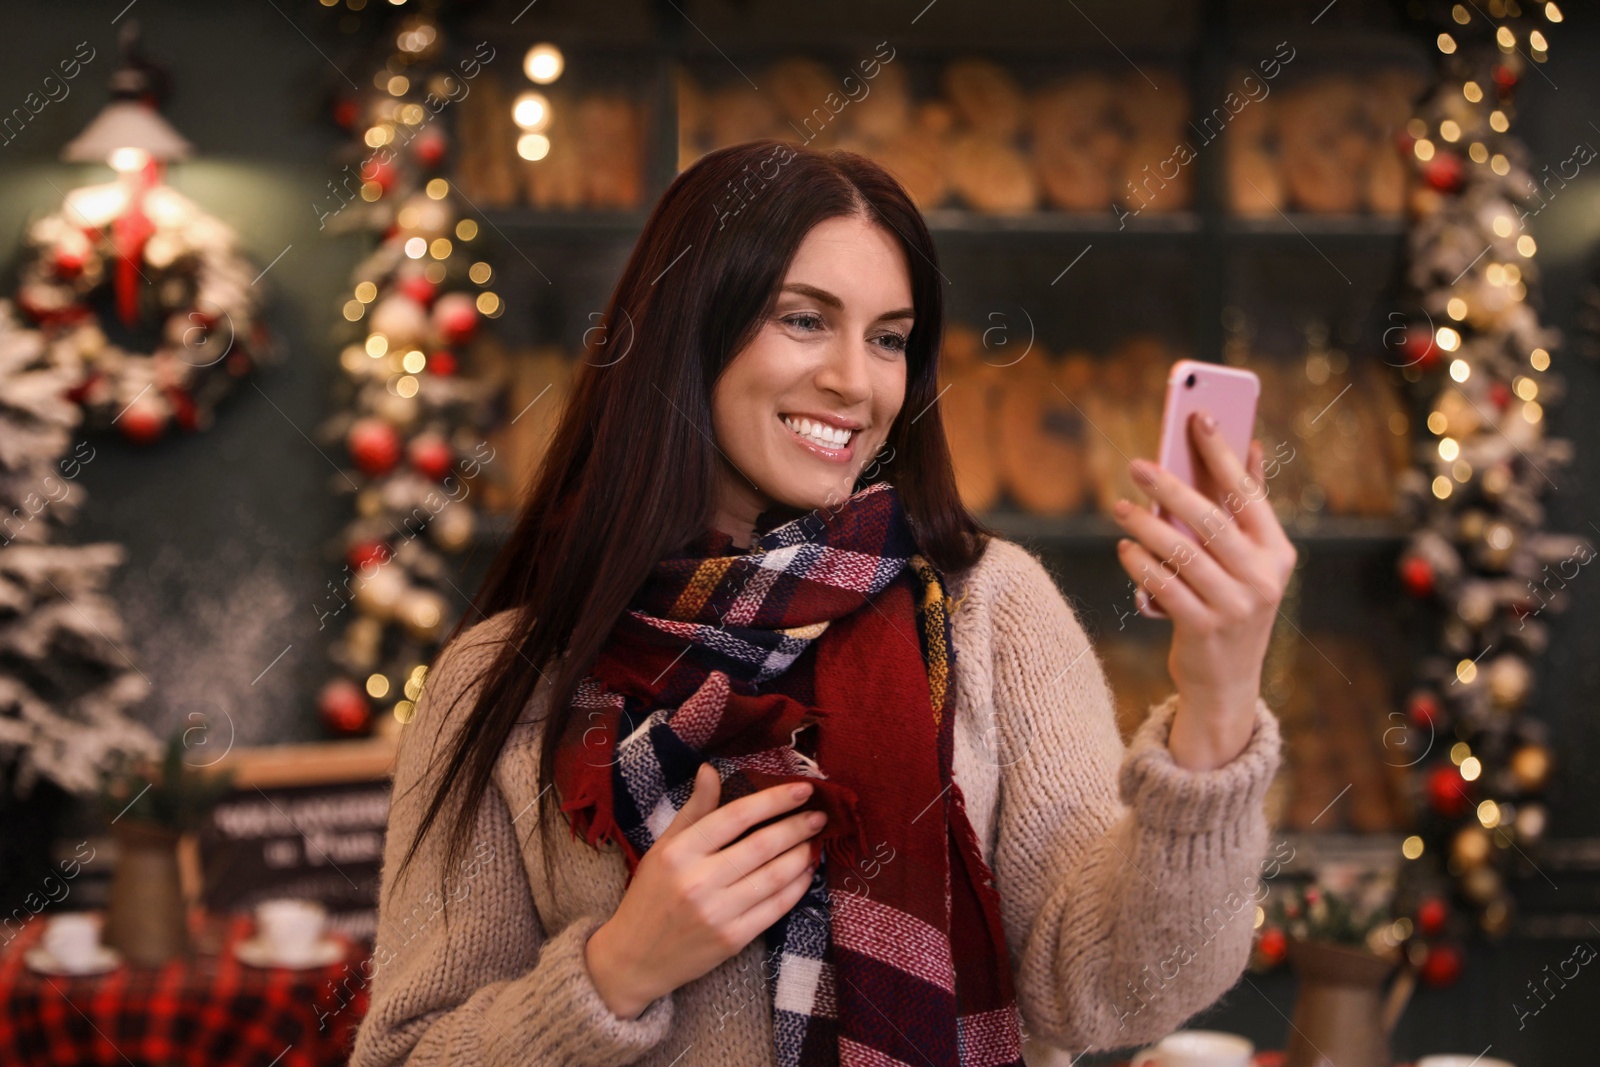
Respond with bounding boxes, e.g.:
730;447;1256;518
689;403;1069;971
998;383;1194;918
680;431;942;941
778;414;856;464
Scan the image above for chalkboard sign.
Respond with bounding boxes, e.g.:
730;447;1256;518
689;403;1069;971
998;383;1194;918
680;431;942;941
198;738;397;943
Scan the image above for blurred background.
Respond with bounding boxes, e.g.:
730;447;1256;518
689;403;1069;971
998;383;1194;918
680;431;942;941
0;0;1595;1063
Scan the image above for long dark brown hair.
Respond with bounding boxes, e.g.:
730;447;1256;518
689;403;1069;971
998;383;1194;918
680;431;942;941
395;138;993;894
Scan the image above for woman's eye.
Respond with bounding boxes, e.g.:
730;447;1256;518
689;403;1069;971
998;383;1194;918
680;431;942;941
875;332;908;353
783;313;824;332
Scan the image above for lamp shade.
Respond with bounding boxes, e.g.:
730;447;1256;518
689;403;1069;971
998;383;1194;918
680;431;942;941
61;100;192;165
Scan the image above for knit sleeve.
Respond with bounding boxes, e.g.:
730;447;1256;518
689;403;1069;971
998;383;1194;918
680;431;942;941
347;619;675;1067
981;541;1282;1056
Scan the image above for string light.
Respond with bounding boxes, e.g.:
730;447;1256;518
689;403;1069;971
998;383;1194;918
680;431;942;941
1452;3;1470;22
1546;3;1563;21
455;218;478;241
523;43;564;84
1427;411;1449;435
517;133;551;161
1490;153;1511;175
1463;81;1483;103
1449;358;1470;382
354;281;378;303
512;91;551;131
1433;476;1454;499
1469;143;1488;163
425;178;449;199
1439;437;1460;461
1403;836;1425;859
365;333;388;357
404;236;427;258
1530;347;1551;371
1447;296;1469;319
1517;235;1537;257
1415;138;1436;161
1438;32;1458;53
1437;326;1462;351
1489;110;1510;133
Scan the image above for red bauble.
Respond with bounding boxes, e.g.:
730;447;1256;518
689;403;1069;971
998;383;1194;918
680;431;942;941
165;386;198;432
1400;555;1435;598
1257;927;1288;966
1404;325;1438;370
1417;897;1449;938
348;417;402;476
54;247;86;279
332;97;361;130
1423;153;1466;194
1420;942;1464;988
1408;692;1441;731
1427;764;1472;818
119;395;167;444
346;540;392;572
318;678;372;737
360;157;398;192
413;128;448;168
433;292;479;346
428;350;457;376
1493;65;1519;94
398;275;437;307
408;434;455;480
1489;381;1511;410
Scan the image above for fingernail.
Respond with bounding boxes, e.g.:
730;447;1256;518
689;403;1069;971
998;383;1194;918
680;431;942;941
1112;498;1132;518
1131;460;1156;484
792;782;813;800
1198;412;1216;434
1117;538;1133;553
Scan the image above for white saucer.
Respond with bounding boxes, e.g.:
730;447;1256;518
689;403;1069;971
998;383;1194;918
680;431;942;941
233;935;344;969
25;944;123;976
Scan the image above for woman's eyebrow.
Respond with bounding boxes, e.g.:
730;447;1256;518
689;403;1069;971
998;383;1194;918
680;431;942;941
780;282;914;323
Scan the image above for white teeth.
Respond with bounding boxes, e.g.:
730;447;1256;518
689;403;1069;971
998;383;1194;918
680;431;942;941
783;415;852;448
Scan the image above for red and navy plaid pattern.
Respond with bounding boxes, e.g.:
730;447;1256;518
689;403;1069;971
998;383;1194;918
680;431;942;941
0;912;367;1067
555;481;1025;1067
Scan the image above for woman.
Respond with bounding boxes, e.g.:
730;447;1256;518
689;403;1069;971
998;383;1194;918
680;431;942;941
349;139;1289;1067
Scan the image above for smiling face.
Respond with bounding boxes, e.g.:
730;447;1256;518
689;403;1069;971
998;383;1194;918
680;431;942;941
709;213;914;548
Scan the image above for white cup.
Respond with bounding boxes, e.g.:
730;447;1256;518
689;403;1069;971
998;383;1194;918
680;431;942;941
43;913;102;971
1418;1058;1517;1067
255;899;327;963
1131;1030;1254;1067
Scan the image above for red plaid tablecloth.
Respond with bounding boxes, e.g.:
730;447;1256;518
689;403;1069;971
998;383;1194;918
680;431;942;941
0;911;370;1067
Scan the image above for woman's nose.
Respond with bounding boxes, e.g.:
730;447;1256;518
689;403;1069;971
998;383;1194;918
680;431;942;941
814;338;872;403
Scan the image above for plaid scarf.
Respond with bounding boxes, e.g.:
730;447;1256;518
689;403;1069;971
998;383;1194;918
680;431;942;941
553;481;1025;1067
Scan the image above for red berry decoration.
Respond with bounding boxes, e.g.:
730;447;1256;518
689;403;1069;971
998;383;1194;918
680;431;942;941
1427;763;1472;818
408;434;454;480
1493;65;1519;94
398;275;437;307
1423;153;1466;194
1489;381;1511;410
428;350;457;377
346;540;392;572
348;417;402;476
433;292;478;346
1420;942;1464;988
1400;555;1435;598
1417;897;1449;938
318;678;372;738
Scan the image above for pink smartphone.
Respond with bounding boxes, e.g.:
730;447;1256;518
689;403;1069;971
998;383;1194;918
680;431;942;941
1136;359;1260;619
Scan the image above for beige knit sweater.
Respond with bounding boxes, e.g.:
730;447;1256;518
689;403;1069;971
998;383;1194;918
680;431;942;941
348;536;1282;1067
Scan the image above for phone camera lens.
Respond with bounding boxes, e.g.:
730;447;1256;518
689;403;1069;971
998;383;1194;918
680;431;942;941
1184;373;1197;388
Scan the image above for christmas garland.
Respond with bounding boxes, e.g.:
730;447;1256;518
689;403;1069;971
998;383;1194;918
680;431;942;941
312;9;505;737
0;156;277;796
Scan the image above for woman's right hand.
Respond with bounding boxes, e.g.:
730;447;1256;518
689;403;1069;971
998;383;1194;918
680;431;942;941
583;761;826;1020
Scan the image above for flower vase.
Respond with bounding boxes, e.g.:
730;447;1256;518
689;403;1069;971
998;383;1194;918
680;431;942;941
1284;937;1405;1067
104;818;191;966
